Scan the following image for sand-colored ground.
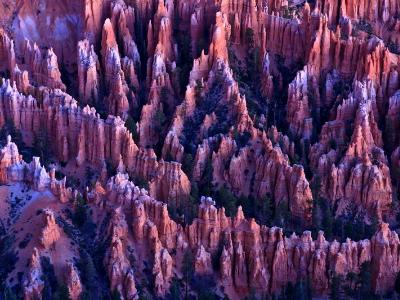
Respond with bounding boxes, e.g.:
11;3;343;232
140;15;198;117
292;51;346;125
0;183;77;285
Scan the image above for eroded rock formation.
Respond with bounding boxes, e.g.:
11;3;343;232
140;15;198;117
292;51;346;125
39;209;61;249
0;0;400;298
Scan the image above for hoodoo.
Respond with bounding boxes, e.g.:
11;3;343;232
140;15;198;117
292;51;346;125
0;0;399;299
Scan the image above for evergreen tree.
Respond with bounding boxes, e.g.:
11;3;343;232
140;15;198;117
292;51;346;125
321;199;333;239
78;250;99;299
294;280;308;300
40;256;59;300
182;153;194;178
195;80;204;103
330;275;342;300
111;289;122;300
182;249;194;299
154;109;167;134
245;28;255;49
167;278;180;300
259;195;273;226
33;130;53;167
55;285;70;300
173;18;193;93
395;271;400;294
358;262;373;298
3;288;18;300
273;201;291;228
306;275;312;299
284;282;295;299
0;232;17;295
125;116;138;141
199;158;213;196
160;87;171;116
0;120;24;149
216;187;238;217
72;194;88;228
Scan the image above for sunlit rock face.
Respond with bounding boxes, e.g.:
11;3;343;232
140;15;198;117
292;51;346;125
0;0;399;298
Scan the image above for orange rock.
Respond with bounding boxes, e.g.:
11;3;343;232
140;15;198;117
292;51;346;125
23;248;44;300
2;146;400;298
195;245;213;274
77;39;100;106
317;0;400;24
149;160;191;207
65;263;83;300
371;223;400;293
20;40;66;91
39;209;61;249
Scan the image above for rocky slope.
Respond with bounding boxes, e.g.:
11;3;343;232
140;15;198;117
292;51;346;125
1;137;400;299
0;0;399;299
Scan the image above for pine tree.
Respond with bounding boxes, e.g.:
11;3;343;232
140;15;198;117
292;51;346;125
3;288;18;300
395;271;400;294
216;188;238;217
55;285;70;300
321;199;333;239
258;195;273;226
358;262;373;298
111;289;122;300
182;249;194;299
78;250;99;299
167;278;180;300
330;275;342;300
182;153;194;177
125;116;138;141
